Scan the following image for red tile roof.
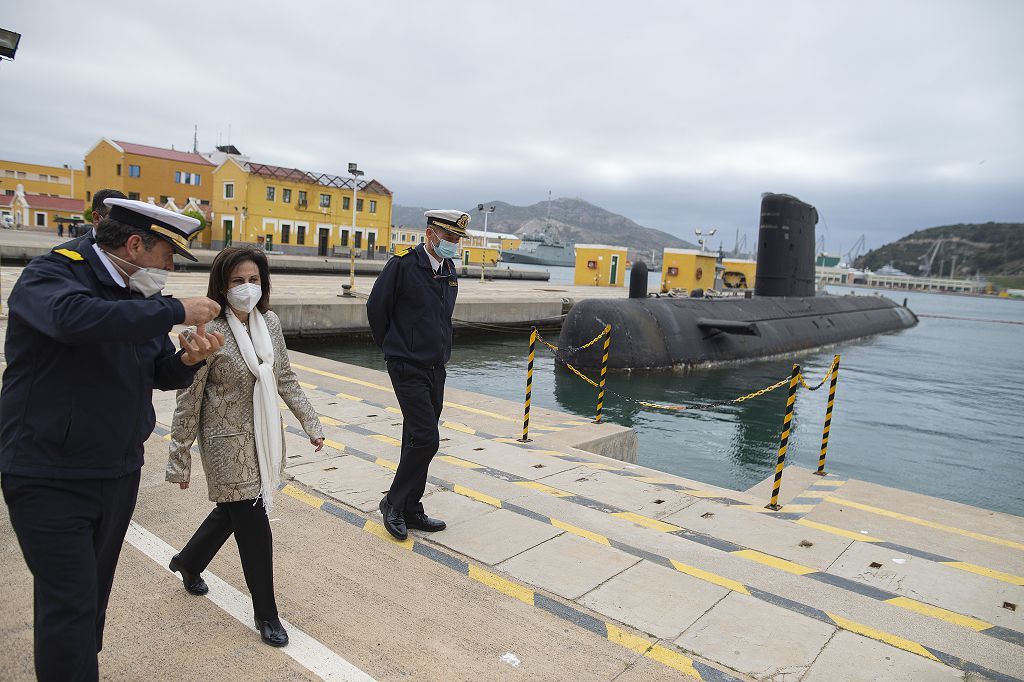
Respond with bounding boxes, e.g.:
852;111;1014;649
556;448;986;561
0;194;85;211
113;140;214;166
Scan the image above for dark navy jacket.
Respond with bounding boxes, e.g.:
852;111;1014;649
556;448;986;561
366;243;458;367
0;237;200;479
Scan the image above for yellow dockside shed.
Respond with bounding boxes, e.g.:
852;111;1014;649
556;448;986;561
574;244;628;287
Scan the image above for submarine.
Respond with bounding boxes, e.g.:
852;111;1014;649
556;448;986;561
557;193;918;370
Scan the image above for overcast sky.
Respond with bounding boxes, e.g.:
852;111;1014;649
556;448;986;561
3;0;1021;253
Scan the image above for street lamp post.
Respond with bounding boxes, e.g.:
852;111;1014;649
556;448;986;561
694;228;717;253
342;162;363;296
477;203;495;282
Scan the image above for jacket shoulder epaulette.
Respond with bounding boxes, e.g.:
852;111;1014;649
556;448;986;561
53;248;85;262
395;248;411;258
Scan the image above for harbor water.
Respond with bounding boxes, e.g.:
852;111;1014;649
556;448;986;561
293;282;1024;516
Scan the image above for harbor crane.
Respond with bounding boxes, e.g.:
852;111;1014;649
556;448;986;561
842;234;866;267
918;239;943;277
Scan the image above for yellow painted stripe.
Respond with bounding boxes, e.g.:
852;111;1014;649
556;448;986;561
612;512;681;533
578;462;624;471
758;504;815;514
363;520;414;549
885;597;993;631
468;565;534;605
435;455;484;469
454;485;502;508
795;519;883;543
562;420;593;426
319;415;344;427
335;392;364;402
292;363;391;392
375;457;398;471
281;484;325;509
798;490;831;498
551;518;611;545
827;612;939;662
299;381;317;389
532;425;566;432
825;497;1024;550
385;406;403;414
942;561;1024;586
371;434;402;447
515;481;574;497
441;420;476;434
731;549;816;575
605;622;651;654
646;645;702;679
323;438;346;451
814;480;846;487
671;560;750;595
162;433;172;441
442;400;516;422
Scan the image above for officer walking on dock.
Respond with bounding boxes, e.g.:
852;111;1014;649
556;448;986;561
366;209;468;540
0;198;224;681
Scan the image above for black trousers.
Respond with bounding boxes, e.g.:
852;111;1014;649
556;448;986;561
177;498;278;621
386;360;446;515
2;470;141;682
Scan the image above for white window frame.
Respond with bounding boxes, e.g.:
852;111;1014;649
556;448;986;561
223;182;234;199
34;211;47;227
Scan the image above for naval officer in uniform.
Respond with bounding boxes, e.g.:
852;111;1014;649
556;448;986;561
0;198;224;681
366;209;468;540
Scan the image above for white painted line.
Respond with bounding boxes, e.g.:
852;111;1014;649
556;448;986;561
125;521;375;682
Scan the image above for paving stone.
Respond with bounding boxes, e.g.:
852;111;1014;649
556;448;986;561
675;592;835;680
497;533;640;600
416;489;500;528
534;468;697;519
429;508;561;565
802;630;962;681
579;559;729;639
291;455;419;513
442;440;582;480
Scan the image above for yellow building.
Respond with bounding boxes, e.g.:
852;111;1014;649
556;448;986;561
465;228;520;251
83;138;214;209
722;258;757;289
574;244;627;287
391;225;426;253
1;159;85;200
661;248;717;292
1;186;85;231
210;158;392;256
460;246;501;266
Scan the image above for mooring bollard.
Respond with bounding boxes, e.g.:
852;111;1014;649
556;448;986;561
814;355;841;476
766;363;801;510
518;327;537;442
594;324;612;423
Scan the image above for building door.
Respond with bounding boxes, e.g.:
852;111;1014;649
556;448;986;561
463;250;470;265
354;231;362;249
224;219;233;246
318;228;330;256
366;232;375;256
341;229;349;247
610;254;619;285
265;234;273;252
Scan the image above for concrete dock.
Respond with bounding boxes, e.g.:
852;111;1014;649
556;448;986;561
1;237;1023;680
2;331;1022;680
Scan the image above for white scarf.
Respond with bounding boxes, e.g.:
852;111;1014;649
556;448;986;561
226;310;281;516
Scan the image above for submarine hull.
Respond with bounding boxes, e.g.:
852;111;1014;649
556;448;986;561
557;295;918;370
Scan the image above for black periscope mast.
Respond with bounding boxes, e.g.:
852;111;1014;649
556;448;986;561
557;193;918;370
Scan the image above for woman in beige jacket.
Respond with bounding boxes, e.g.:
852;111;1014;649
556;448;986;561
165;247;324;648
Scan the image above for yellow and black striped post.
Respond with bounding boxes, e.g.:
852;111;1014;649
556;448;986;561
518;327;537;442
766;363;801;510
814;355;841;476
593;325;612;423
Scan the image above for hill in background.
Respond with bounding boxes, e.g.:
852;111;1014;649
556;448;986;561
856;222;1024;278
392;197;695;259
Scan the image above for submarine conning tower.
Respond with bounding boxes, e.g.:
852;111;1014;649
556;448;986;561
755;193;818;298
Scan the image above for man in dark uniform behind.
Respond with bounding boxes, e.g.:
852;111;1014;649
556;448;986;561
0;198;224;681
366;209;468;540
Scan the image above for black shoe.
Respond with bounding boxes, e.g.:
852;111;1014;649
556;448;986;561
168;554;209;595
255;616;289;647
404;511;446;532
379;496;408;540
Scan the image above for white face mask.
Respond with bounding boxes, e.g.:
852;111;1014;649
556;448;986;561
104;250;168;298
227;283;262;313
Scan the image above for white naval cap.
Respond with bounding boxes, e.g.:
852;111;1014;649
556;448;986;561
424;209;470;238
103;198;203;261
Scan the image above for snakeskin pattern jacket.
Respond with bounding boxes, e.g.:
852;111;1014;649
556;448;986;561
165;310;324;503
